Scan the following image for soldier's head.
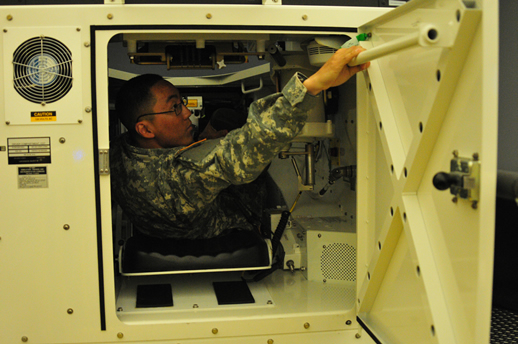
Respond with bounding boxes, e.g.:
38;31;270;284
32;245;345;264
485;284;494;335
116;74;195;148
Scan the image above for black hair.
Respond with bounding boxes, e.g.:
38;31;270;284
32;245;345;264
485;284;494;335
115;74;164;134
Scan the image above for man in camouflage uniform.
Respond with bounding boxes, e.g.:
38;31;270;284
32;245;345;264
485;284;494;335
110;46;369;239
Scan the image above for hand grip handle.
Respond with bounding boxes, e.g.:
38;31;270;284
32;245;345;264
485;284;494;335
433;172;462;191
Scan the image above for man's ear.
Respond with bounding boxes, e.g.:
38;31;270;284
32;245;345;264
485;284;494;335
135;121;156;139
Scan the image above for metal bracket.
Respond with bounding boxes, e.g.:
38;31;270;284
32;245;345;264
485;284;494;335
99;149;110;175
433;151;480;207
279;144;315;191
241;78;263;94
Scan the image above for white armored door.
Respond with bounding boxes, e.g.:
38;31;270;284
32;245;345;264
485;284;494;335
355;0;498;343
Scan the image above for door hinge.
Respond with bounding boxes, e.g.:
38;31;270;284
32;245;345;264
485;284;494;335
99;149;110;175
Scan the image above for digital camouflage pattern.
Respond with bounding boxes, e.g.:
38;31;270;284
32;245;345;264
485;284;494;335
110;73;320;239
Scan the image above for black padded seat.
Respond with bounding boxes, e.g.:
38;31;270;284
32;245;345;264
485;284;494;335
120;229;272;276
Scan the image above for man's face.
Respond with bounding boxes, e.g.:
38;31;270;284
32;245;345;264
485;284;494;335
147;80;195;148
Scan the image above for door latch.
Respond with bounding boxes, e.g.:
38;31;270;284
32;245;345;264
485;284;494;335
433;151;480;208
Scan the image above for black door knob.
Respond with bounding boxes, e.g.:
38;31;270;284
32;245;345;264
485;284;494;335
433;172;463;191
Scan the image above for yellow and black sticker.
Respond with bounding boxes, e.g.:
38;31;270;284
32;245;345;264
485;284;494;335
31;111;57;122
186;99;199;108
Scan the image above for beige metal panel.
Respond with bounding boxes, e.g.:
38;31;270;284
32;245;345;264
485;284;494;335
84;330;377;344
3;27;84;125
0;9;101;344
356;0;497;344
0;5;387;31
0;3;387;344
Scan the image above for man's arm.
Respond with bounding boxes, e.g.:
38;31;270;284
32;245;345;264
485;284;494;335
303;46;370;96
175;46;371;205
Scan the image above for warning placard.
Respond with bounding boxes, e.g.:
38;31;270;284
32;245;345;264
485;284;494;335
18;167;48;189
31;111;57;122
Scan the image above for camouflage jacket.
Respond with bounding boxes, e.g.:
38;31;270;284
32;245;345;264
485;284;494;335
110;73;319;239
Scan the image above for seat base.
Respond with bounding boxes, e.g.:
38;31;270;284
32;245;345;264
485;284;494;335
119;229;272;276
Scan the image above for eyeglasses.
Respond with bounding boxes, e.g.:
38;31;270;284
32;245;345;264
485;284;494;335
135;97;188;125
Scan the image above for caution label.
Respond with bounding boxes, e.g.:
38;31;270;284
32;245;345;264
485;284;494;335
31;111;57;122
186;99;198;108
186;96;202;109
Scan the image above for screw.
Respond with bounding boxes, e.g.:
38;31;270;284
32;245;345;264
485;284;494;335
84;42;90;47
346;320;352;325
355;333;362;339
117;307;123;311
63;224;70;230
206;13;212;19
67;308;73;314
85;107;92;113
318;234;322;238
6;121;10;125
3;29;7;33
76;28;81;32
267;340;274;344
7;15;13;21
21;337;28;342
472;201;478;210
107;13;114;20
304;322;310;329
41;102;46;106
267;300;273;305
452;196;458;203
212;328;218;335
193;304;199;308
117;332;124;339
302;14;308;21
323;279;327;283
59;137;66;144
78;119;83;124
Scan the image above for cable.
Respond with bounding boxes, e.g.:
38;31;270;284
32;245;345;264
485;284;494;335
252;191;302;282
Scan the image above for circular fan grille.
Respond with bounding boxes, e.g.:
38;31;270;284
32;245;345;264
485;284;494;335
13;36;72;104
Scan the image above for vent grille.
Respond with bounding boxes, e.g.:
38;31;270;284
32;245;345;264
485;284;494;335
308;45;337;57
13;36;72;104
321;243;356;281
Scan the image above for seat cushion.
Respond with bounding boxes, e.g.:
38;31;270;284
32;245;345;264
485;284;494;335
121;229;271;274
